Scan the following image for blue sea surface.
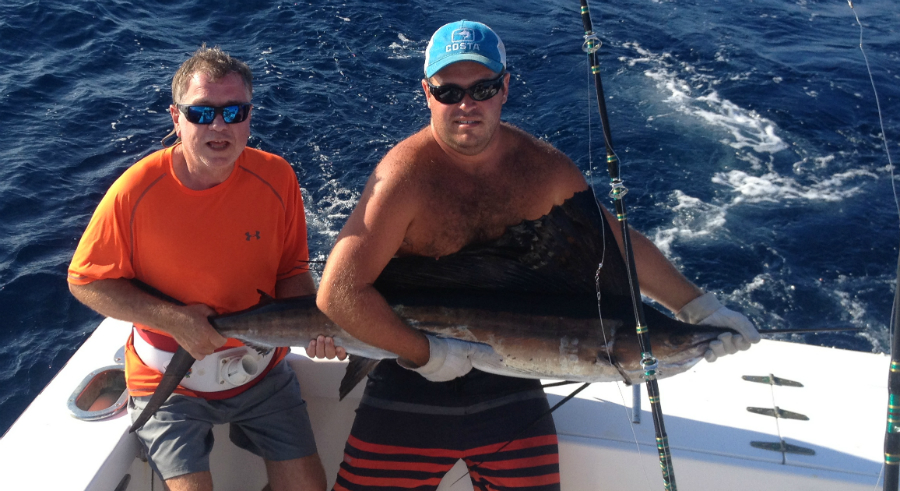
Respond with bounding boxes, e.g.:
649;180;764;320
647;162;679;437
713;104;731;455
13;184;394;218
0;0;898;435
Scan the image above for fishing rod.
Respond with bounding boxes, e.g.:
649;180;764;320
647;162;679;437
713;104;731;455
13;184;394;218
885;249;900;491
578;1;677;489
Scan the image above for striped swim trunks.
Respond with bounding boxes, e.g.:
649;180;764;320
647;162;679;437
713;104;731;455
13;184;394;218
333;364;560;491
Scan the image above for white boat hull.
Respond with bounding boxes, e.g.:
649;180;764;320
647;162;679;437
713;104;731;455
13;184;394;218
0;318;887;490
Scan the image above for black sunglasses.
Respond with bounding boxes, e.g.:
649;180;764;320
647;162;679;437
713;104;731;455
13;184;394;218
176;104;252;125
426;72;506;105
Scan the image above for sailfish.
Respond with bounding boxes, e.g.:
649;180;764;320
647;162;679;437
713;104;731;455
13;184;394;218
129;188;732;433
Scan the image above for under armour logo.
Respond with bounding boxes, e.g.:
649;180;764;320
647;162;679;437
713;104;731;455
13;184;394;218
246;231;261;241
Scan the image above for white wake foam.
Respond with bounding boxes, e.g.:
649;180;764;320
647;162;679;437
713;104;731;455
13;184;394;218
623;42;788;157
711;168;873;203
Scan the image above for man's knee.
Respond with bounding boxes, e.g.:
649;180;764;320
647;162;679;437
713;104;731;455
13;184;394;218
265;453;327;491
165;471;214;491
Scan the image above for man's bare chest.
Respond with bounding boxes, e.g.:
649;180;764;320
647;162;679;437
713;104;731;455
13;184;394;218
401;177;545;258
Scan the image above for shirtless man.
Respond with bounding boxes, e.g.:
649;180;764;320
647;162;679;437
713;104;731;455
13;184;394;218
316;20;759;490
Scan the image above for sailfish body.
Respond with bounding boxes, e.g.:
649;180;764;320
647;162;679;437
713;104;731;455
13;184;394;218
130;188;730;432
211;290;723;388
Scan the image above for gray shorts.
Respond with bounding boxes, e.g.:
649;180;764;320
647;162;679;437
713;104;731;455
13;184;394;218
128;360;317;481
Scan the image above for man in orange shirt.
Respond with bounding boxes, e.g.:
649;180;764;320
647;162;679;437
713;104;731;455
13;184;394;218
68;45;336;491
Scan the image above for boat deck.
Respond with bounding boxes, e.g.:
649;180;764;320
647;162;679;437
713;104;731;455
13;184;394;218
0;318;888;490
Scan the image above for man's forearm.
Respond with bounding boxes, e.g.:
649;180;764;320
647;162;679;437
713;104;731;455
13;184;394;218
629;231;703;312
318;283;430;366
69;278;182;328
275;271;317;298
69;278;224;358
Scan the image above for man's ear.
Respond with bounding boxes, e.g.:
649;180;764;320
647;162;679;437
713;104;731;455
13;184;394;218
501;72;510;104
421;79;432;108
169;105;181;136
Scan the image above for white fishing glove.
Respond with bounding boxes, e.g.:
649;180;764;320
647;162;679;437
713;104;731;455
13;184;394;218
676;292;760;363
401;334;474;382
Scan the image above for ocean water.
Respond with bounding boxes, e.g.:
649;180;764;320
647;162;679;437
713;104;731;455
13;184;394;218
0;0;897;435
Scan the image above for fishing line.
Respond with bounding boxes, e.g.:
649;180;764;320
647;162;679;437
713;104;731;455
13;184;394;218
447;18;644;487
582;25;624;193
579;1;679;488
846;2;900;489
580;19;656;488
541;380;583;388
444;382;593;489
579;5;663;490
595;262;656;491
847;1;897;219
586;31;596;188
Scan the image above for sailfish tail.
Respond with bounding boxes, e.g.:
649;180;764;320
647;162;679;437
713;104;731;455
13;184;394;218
339;355;380;400
128;346;195;433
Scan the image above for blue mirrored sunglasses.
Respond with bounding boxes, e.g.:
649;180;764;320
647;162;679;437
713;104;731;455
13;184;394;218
176;103;252;124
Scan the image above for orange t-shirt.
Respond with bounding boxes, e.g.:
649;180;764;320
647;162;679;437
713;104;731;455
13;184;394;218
68;145;309;398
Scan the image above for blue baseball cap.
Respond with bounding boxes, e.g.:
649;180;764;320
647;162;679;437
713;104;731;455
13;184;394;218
424;20;506;78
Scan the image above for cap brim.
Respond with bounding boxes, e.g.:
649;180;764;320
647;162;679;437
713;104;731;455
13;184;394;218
425;54;505;78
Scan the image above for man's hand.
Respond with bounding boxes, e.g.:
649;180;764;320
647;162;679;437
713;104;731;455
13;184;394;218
400;334;474;382
166;304;227;360
676;292;760;362
306;335;348;360
67;279;228;360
